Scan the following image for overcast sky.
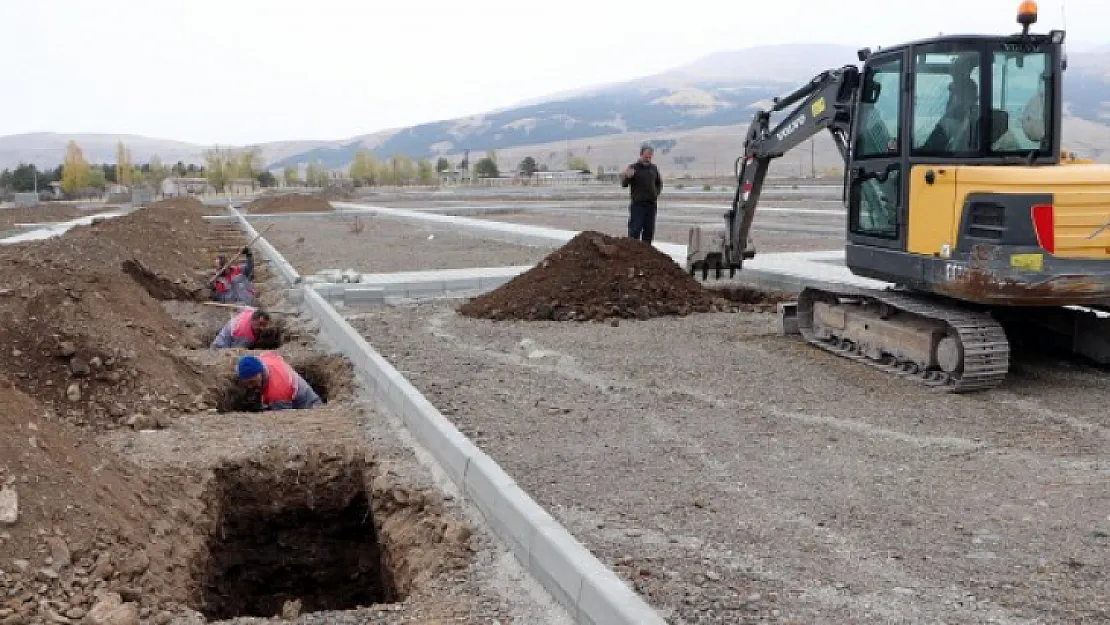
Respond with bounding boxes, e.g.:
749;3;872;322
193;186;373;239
1;0;1102;145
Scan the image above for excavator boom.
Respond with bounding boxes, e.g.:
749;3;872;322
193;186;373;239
687;64;859;278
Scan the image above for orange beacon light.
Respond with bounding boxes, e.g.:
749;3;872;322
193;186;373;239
1018;1;1038;28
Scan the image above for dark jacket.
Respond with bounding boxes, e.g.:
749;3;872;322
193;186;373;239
621;161;662;202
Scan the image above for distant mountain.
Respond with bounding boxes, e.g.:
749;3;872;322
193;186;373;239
0;133;205;171
5;42;1110;176
0;132;351;171
267;45;864;172
270;43;1110;174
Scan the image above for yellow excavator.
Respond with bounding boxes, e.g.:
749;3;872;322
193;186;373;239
687;1;1110;392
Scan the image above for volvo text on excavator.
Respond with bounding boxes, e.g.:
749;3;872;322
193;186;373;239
687;1;1110;392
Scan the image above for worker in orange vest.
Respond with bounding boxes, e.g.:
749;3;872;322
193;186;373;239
235;352;321;410
211;307;272;349
212;248;259;306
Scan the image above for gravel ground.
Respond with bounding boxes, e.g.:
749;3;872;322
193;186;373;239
254;215;551;274
351;301;1110;625
469;210;843;252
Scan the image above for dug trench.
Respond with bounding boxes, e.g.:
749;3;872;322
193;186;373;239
211;354;352;413
189;445;472;621
0;199;482;624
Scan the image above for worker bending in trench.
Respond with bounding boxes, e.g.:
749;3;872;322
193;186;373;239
236;352;322;411
211;307;272;349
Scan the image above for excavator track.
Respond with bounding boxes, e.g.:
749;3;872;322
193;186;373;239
795;287;1010;393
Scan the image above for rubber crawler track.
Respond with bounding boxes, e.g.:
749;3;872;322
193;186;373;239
797;287;1011;393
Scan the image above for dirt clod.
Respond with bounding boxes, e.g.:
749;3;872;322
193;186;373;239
458;231;786;321
86;593;139;625
0;486;17;525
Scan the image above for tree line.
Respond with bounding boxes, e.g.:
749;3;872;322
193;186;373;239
2;139;616;198
345;151;437;186
1;143;206;195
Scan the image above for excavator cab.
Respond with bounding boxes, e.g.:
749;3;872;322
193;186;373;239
840;15;1105;307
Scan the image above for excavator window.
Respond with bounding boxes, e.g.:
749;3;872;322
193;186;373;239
855;57;903;159
853;169;901;239
913;51;982;155
990;50;1050;153
851;55;903;240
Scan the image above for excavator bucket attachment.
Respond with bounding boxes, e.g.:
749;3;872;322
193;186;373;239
687;226;729;280
687;226;756;280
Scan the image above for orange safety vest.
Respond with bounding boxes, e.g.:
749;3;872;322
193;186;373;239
213;264;243;294
258;351;298;407
230;309;257;343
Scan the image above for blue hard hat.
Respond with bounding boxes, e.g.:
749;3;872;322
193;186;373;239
237;355;264;379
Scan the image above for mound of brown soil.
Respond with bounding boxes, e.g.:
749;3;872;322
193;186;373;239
319;187;356;201
458;231;787;322
0;203;88;232
245;194;332;214
0;377;205;622
0;197;229;429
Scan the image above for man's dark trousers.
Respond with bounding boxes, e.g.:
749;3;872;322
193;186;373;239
628;200;658;244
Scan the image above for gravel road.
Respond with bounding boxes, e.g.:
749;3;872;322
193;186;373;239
351;301;1110;625
254;215;551;274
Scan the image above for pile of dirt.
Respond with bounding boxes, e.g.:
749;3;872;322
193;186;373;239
319;187;356;201
0;377;206;624
458;231;788;321
0;197;229;429
0;203;89;233
245;194;333;214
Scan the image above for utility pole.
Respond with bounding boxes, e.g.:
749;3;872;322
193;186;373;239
810;139;815;179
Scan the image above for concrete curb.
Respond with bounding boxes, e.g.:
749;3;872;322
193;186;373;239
232;208;302;285
229;210;667;625
307;265;534;304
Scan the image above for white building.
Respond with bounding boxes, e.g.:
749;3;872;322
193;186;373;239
161;177;213;197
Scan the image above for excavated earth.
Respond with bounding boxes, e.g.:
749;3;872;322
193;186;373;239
0;204;92;233
0;197;220;429
0;199;570;625
458;231;789;321
243;194;332;214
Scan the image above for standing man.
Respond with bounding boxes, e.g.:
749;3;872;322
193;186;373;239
621;145;663;244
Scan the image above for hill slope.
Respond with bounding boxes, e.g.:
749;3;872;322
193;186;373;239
6;43;1110;175
271;43;1110;174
